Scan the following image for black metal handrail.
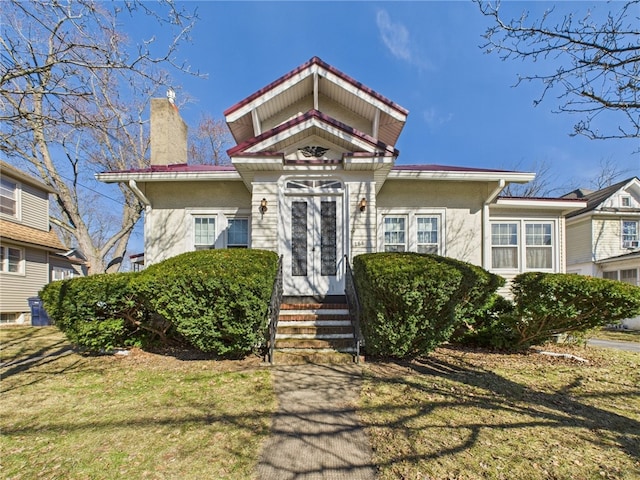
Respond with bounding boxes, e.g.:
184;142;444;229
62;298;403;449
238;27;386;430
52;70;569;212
344;255;363;363
266;255;283;364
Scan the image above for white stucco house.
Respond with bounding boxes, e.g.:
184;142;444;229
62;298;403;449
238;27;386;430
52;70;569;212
563;177;640;329
97;57;586;300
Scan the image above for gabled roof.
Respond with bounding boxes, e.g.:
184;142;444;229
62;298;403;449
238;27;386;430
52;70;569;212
227;109;398;157
0;160;55;194
0;219;67;252
224;57;408;148
565;177;640;218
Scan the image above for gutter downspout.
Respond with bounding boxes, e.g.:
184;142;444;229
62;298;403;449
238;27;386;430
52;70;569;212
482;179;505;270
129;180;151;207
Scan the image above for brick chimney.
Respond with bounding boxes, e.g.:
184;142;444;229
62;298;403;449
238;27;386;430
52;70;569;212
150;98;187;166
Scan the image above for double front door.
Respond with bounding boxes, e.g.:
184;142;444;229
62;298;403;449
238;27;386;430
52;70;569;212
283;195;344;296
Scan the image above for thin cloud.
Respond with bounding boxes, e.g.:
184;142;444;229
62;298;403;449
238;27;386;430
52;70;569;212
376;9;433;70
423;107;453;128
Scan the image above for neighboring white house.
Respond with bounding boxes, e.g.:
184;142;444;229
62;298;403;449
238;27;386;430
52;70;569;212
564;177;640;329
97;57;585;299
0;161;85;325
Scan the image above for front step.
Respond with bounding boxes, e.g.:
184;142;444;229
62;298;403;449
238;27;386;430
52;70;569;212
273;296;357;361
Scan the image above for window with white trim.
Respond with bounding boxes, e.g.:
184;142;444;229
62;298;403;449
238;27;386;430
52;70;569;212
52;267;75;281
621;196;631;207
383;216;406;252
226;218;248;248
0;245;23;273
525;223;553;269
621;269;639;286
603;271;618;281
194;216;216;250
0;178;17;217
622;220;638;248
416;216;439;254
491;223;518;269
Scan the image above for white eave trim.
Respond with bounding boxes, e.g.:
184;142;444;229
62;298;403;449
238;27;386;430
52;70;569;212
493;198;588;211
95;171;243;183
387;170;536;183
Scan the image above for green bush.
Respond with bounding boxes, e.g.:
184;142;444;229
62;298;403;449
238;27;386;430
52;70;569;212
40;249;279;357
40;272;151;351
457;272;640;351
353;253;502;358
138;249;278;358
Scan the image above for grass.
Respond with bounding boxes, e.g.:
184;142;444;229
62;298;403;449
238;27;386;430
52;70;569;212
591;327;640;343
0;327;275;480
359;345;640;480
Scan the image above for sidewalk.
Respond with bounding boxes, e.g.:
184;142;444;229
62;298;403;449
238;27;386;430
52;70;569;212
256;363;377;480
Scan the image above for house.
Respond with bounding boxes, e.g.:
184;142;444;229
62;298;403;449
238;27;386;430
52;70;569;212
97;57;585;300
564;177;640;329
0;161;84;325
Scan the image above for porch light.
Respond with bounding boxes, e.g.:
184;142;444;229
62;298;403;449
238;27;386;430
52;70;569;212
259;198;268;214
359;197;367;212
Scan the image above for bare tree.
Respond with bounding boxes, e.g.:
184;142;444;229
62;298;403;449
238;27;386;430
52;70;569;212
0;0;199;273
477;0;640;141
188;114;232;165
501;158;561;197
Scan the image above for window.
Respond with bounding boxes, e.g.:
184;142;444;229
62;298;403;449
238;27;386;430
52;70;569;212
620;269;639;286
603;271;618;281
621;197;631;207
526;223;553;269
416;216;439;254
0;178;17;216
52;267;75;281
227;218;248;248
622;220;638;247
383;216;406;252
491;223;518;269
194;217;216;250
0;245;23;273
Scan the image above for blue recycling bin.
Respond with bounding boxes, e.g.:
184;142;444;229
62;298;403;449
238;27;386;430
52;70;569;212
28;297;51;326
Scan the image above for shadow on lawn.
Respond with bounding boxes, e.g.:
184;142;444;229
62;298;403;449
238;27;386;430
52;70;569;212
361;351;640;469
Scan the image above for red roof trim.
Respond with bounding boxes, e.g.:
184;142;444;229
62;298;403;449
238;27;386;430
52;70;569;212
227;109;399;157
223;57;408;117
391;164;521;174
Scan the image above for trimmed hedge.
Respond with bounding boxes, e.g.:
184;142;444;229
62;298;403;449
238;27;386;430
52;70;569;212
138;249;278;357
456;272;640;350
40;249;279;357
353;253;503;358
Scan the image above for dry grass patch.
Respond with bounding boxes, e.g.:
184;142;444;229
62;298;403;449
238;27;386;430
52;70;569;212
360;345;640;480
1;327;275;480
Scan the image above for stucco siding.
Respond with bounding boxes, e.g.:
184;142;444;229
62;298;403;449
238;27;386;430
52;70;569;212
0;246;48;313
377;180;484;264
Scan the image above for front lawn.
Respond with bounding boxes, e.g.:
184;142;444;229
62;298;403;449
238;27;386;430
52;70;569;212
1;327;275;480
360;345;640;480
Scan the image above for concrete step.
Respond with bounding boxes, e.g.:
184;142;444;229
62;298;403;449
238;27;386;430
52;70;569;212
275;337;355;350
277;325;354;336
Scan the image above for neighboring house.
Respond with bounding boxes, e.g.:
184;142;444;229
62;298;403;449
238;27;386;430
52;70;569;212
564;177;640;329
97;57;585;299
0;161;84;325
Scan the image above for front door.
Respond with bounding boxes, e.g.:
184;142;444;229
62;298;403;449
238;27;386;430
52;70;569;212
283;194;344;296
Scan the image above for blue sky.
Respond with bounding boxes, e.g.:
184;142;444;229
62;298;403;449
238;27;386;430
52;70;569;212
119;1;638;255
131;0;638;191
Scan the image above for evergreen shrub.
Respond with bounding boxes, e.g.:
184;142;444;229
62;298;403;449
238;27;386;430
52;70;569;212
353;252;503;358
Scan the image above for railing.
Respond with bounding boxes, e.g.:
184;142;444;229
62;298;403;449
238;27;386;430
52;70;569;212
344;255;363;363
266;255;283;364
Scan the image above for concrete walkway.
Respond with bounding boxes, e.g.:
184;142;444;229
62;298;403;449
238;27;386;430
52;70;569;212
256;364;376;480
588;338;640;353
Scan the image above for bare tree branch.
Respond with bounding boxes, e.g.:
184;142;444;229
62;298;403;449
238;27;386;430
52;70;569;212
477;0;640;141
0;0;201;273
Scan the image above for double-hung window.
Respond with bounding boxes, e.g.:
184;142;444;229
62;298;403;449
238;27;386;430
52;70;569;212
52;267;75;281
621;269;639;286
227;218;248;248
416;216;439;254
0;179;17;217
622;220;638;247
491;223;518;269
525;223;553;269
383;216;406;252
0;245;23;273
194;217;216;250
